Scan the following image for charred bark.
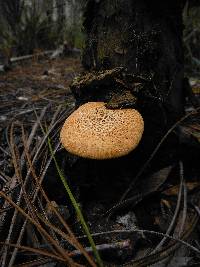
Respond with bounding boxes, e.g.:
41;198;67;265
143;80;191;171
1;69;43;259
81;0;186;120
63;0;189;201
70;0;187;161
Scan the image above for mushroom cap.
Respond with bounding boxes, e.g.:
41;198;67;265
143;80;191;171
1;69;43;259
60;102;144;159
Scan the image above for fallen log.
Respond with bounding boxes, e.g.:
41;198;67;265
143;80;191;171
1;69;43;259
0;50;53;72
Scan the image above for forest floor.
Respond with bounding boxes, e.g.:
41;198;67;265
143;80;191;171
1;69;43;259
0;57;81;176
0;57;200;267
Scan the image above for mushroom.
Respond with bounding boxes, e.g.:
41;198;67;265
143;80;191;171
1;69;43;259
60;102;144;159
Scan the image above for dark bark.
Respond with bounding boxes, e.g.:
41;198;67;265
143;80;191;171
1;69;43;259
72;0;186;151
81;0;186;120
67;0;189;200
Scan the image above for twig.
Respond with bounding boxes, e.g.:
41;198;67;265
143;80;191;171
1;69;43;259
69;239;131;257
77;228;200;255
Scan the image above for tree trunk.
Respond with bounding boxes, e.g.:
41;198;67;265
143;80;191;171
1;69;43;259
67;0;188;199
79;0;186;150
82;0;186;117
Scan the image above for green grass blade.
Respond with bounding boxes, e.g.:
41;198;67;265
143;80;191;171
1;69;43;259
48;138;103;267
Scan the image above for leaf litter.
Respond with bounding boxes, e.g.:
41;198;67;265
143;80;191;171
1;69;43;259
0;57;200;266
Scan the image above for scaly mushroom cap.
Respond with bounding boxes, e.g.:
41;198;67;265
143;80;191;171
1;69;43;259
60;102;144;159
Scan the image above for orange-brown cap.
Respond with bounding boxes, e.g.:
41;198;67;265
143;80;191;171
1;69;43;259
60;102;144;159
